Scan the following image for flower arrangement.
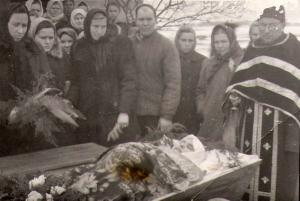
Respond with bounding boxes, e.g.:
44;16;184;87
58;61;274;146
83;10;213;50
0;125;243;201
8;73;85;146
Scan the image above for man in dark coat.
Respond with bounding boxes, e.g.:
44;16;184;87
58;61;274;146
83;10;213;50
0;0;51;156
69;9;137;146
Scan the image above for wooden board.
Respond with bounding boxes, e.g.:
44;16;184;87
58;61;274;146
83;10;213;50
154;159;261;201
0;143;107;176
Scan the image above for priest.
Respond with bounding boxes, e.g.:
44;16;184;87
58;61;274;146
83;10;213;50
223;5;299;201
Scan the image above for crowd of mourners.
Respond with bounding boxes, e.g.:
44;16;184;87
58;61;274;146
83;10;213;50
0;0;299;200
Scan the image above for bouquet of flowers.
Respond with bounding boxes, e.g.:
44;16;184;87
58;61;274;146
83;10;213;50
8;74;85;145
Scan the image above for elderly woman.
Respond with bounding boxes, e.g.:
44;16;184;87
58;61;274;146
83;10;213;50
29;17;71;96
196;24;244;141
26;0;44;19
44;0;65;25
173;25;206;134
70;8;87;36
0;1;51;156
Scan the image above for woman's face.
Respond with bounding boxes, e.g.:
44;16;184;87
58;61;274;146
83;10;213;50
74;13;85;29
178;32;195;53
8;13;29;42
50;2;62;16
34;27;55;52
250;26;260;42
108;5;120;21
60;33;74;54
30;3;42;17
213;32;230;56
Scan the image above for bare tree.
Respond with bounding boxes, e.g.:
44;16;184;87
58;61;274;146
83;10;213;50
106;0;246;28
153;0;246;28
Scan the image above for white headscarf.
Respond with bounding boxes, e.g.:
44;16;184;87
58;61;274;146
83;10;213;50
70;8;87;31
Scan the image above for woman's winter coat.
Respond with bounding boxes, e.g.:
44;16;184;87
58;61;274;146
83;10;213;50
196;24;244;141
173;51;206;134
69;9;137;145
29;17;71;92
0;2;52;156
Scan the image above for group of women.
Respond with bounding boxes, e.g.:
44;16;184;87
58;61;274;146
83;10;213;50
0;0;259;153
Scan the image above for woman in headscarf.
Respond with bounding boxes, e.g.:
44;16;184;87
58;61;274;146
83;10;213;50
70;8;87;35
57;26;77;55
173;25;206;134
26;0;44;19
44;0;65;25
77;1;89;12
69;9;137;146
29;17;74;145
29;17;71;96
0;1;51;156
248;20;260;46
196;24;244;141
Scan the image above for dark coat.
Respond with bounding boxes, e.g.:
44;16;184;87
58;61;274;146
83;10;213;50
0;2;52;156
69;9;137;145
47;52;71;92
173;51;206;134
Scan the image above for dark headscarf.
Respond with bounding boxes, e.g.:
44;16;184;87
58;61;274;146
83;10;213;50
83;8;110;43
175;25;197;54
0;1;31;61
0;0;31;49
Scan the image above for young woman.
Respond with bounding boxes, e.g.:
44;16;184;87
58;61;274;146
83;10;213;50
70;8;87;36
44;0;64;25
196;24;244;141
29;17;71;97
173;25;206;134
57;26;77;55
0;1;51;156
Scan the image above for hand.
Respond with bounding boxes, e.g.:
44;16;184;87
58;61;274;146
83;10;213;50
8;106;20;124
107;123;123;142
229;93;241;110
158;117;172;132
107;113;129;142
117;113;129;128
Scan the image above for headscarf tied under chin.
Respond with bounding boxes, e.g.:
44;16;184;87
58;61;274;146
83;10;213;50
83;8;109;43
0;0;30;50
70;8;87;31
29;17;63;59
174;25;197;55
45;0;64;24
210;24;242;63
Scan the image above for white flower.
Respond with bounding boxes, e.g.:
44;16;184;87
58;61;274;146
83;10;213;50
45;193;53;201
71;172;98;194
29;175;46;189
26;191;43;201
50;186;66;195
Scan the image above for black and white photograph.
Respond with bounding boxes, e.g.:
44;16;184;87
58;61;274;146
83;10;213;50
0;0;299;200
